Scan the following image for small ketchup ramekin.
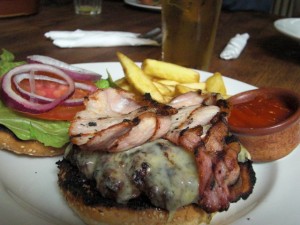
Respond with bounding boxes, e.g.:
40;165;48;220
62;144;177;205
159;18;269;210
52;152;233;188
228;87;300;162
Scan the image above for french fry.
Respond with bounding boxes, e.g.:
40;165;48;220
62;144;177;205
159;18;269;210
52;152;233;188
155;79;179;86
115;52;228;104
114;77;127;86
175;84;197;95
205;72;227;96
115;77;136;92
174;82;206;95
154;80;177;95
142;59;200;83
153;81;175;97
179;82;206;90
164;96;173;103
117;52;166;103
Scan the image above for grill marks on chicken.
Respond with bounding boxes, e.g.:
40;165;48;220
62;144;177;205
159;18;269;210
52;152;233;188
70;88;221;152
68;88;256;213
70;88;177;151
164;105;220;151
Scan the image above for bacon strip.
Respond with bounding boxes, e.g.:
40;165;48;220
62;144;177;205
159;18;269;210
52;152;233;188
194;114;255;213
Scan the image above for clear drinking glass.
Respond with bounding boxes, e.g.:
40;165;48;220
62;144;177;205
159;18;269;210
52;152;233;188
161;0;222;70
74;0;102;15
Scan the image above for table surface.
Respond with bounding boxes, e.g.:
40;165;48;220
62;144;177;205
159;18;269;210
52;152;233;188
1;0;299;94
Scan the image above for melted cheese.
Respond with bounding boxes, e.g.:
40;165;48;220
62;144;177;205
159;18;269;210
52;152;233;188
68;139;199;211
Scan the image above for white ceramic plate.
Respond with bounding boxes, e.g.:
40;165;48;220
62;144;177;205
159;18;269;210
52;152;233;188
124;0;161;11
1;62;300;225
274;18;300;41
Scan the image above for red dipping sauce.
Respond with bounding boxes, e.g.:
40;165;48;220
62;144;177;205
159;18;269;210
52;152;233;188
229;95;294;129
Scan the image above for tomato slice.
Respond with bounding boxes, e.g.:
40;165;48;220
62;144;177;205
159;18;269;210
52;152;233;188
17;77;96;121
23;104;86;121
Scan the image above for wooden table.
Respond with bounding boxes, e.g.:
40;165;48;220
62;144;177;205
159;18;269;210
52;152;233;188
1;0;299;94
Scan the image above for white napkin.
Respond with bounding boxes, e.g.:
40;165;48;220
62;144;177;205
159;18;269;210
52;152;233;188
45;29;160;48
220;33;250;60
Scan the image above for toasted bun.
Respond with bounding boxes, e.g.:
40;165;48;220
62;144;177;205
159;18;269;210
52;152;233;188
63;191;211;225
57;159;213;225
0;126;65;157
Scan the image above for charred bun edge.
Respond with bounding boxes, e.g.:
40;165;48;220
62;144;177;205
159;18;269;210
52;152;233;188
57;159;213;225
0;125;65;157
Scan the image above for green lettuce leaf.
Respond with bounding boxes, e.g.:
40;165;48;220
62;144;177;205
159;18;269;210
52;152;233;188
0;49;25;76
94;69;117;89
94;78;110;89
0;100;70;148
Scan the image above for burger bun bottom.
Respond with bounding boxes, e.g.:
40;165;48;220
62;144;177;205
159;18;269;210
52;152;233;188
0;127;65;157
62;190;212;225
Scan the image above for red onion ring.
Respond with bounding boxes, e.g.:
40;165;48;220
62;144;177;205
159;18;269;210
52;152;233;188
1;64;75;114
13;73;97;106
27;55;101;81
13;74;53;104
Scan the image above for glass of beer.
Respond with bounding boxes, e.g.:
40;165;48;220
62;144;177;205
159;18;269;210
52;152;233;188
161;0;222;71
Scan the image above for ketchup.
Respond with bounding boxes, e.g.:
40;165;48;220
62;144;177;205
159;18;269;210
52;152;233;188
228;96;294;128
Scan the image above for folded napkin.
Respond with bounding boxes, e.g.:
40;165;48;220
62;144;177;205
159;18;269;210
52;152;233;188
45;29;160;48
220;33;250;60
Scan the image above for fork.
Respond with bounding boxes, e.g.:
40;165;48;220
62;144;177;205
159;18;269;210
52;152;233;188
139;27;162;44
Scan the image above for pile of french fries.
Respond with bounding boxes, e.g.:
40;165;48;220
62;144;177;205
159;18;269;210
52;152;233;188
116;52;227;104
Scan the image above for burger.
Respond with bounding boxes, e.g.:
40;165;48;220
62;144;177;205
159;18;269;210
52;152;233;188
57;87;256;225
0;51;103;157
